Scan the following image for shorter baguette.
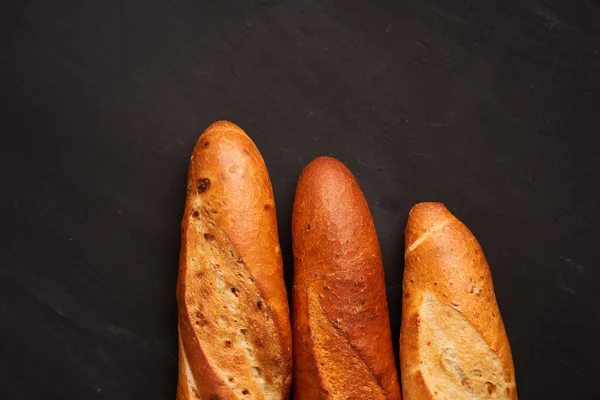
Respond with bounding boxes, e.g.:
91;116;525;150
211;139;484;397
400;203;516;399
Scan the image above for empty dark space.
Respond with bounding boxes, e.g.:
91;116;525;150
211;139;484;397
1;0;599;399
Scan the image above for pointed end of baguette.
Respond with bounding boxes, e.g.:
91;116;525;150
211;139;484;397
405;203;455;254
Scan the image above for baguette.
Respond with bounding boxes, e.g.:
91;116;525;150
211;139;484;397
176;121;292;400
291;157;401;400
400;202;517;399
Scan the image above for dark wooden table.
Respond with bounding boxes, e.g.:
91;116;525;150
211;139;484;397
2;1;599;398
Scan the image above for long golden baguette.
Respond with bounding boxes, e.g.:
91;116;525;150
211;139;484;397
176;121;292;400
400;202;517;399
292;157;401;400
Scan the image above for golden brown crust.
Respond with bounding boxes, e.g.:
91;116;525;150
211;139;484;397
176;121;292;399
292;157;401;400
400;202;517;400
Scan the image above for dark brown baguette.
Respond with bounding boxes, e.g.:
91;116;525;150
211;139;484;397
291;156;401;400
400;202;517;399
176;121;292;400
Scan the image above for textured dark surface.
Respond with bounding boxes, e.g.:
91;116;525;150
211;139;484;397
1;0;599;399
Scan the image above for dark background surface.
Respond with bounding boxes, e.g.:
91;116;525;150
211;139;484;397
1;0;599;398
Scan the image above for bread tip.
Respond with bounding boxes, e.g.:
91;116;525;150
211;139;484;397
192;120;254;153
305;156;345;169
410;201;446;211
201;120;249;140
205;120;244;133
405;202;455;246
409;202;450;218
302;156;353;177
297;156;355;192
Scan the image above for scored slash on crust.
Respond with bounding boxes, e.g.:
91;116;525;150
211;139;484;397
405;219;451;255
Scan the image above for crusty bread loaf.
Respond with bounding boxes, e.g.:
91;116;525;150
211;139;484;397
400;202;517;399
176;121;292;400
291;157;401;400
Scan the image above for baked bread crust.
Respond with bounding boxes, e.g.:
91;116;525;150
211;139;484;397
177;121;292;400
400;202;517;400
292;157;401;400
